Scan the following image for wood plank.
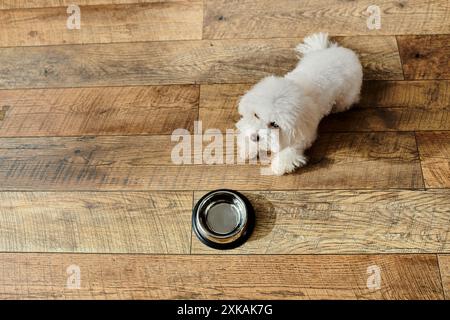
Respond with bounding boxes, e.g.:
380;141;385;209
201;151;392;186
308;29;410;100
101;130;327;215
203;0;450;39
321;107;450;132
323;80;450;131
438;255;450;299
0;191;191;254
192;190;450;254
359;80;450;109
0;253;443;299
398;35;450;80
325;36;402;81
0;85;198;137
0;1;177;10
0;1;203;47
416;132;450;188
199;83;250;131
0;37;402;89
200;81;450;132
0;132;423;190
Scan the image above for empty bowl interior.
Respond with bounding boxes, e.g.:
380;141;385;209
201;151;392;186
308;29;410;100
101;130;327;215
197;191;247;238
205;201;241;235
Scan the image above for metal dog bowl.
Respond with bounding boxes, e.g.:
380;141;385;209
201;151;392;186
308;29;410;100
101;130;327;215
192;189;255;250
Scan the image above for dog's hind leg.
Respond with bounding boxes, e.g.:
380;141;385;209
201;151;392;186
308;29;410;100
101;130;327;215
331;89;360;113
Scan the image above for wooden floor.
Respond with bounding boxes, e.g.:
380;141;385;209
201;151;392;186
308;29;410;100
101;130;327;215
0;0;449;300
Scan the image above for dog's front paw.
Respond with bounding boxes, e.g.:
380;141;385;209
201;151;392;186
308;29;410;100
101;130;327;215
270;148;307;176
270;156;289;176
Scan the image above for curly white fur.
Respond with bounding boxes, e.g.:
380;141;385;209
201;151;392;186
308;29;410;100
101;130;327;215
236;32;363;175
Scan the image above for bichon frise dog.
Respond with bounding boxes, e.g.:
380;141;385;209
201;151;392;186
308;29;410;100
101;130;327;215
236;32;363;176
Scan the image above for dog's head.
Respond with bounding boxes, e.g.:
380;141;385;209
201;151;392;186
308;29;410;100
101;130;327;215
236;76;302;155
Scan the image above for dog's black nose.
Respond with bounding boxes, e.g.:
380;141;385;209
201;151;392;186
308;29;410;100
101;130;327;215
250;133;259;142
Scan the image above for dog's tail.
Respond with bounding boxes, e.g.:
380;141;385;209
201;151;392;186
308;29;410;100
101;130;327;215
295;32;337;56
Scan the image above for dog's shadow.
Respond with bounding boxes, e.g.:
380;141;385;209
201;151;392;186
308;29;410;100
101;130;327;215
243;192;277;243
317;80;391;133
297;134;337;174
298;81;391;175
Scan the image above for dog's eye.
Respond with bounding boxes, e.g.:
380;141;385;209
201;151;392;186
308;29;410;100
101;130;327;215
269;122;279;128
254;113;259;119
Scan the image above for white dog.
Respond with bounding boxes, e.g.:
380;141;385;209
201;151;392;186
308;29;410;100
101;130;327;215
236;32;363;175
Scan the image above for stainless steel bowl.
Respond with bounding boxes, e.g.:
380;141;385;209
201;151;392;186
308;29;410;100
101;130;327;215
192;189;255;250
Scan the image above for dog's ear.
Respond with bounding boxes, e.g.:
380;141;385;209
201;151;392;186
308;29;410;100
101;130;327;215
285;123;300;146
271;104;297;132
270;79;302;126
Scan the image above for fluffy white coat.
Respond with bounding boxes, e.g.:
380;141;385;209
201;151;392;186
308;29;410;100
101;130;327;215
236;32;363;175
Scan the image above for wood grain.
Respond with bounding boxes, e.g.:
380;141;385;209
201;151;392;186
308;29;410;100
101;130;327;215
192;190;450;254
359;80;450;109
0;85;198;137
321;36;403;81
0;37;402;89
416;132;450;188
200;81;450;132
398;35;450;80
0;0;446;301
199;83;250;131
323;80;450;131
203;0;450;39
0;0;176;9
0;1;203;47
0;132;422;190
326;81;450;132
0;253;443;299
438;255;450;299
321;107;450;132
0;191;191;253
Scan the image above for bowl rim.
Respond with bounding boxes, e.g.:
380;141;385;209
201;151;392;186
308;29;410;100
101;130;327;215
192;189;255;250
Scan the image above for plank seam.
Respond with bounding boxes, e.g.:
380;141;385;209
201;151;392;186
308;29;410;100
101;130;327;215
1;79;448;92
0;130;435;139
201;0;205;40
0;188;439;193
197;84;201;122
2;130;450;139
190;191;194;255
0;1;161;11
436;255;447;299
414;131;427;190
0;187;433;192
0;252;444;256
395;35;407;81
0;35;419;50
202;34;450;41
